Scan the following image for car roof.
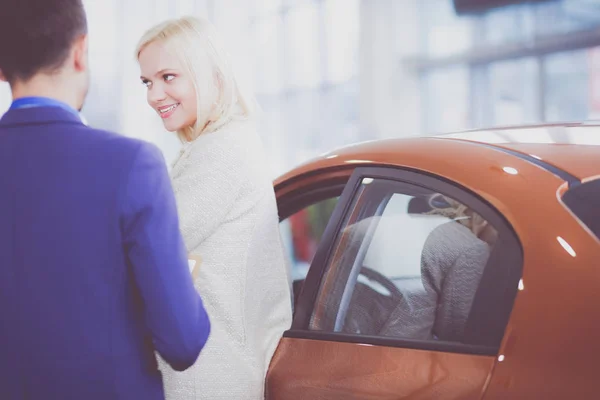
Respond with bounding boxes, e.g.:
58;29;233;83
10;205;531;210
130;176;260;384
276;123;600;185
437;123;600;180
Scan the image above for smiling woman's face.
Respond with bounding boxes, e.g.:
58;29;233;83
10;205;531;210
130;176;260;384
138;40;198;133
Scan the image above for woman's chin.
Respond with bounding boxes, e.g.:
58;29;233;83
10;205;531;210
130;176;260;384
163;118;195;131
162;122;181;132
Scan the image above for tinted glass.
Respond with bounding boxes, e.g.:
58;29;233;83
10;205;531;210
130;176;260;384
309;177;520;351
562;179;600;240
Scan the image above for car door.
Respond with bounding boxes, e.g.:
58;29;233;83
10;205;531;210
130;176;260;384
268;166;523;400
276;167;350;311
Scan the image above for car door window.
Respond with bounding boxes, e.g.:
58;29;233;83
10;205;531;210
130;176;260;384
300;170;522;354
280;197;339;281
279;197;339;307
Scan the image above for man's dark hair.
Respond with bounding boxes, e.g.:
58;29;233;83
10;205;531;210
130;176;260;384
0;0;88;83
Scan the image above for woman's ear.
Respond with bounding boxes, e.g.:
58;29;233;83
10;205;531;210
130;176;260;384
0;69;6;82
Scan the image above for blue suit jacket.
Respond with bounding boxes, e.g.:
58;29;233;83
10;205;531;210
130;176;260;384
0;106;211;399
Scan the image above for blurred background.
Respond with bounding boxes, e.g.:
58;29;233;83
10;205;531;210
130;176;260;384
2;0;600;177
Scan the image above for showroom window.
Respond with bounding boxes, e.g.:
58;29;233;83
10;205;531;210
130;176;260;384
418;0;600;133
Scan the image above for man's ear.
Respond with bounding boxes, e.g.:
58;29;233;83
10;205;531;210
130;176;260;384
72;34;89;73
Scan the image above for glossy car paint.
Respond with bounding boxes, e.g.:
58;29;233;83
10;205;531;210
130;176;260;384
268;125;600;399
268;338;494;400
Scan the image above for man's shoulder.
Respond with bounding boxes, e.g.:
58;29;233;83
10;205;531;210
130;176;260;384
80;126;163;161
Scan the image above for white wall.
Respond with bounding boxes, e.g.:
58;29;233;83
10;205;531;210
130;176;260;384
360;0;422;139
0;85;10;114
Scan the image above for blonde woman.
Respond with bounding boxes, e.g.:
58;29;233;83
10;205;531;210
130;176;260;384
136;16;293;399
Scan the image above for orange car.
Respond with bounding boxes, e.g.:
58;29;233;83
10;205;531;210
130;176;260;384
267;123;600;399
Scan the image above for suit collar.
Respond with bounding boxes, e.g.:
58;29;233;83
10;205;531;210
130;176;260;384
0;106;85;128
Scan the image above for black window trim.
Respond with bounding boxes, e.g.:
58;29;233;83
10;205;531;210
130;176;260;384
274;165;355;195
277;181;346;222
469;141;581;188
284;330;497;356
561;177;600;240
287;166;524;357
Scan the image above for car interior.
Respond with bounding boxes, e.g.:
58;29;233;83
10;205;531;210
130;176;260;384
281;178;521;351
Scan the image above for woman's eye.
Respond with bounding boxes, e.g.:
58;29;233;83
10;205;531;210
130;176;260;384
164;74;175;82
141;79;151;88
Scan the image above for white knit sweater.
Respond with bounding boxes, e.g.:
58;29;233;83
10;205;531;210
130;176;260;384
158;120;293;400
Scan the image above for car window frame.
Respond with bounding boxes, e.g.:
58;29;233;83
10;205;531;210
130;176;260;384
287;166;524;357
275;166;355;221
561;177;600;241
326;181;446;334
276;170;352;314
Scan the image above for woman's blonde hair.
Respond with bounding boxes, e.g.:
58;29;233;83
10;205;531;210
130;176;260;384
135;16;256;142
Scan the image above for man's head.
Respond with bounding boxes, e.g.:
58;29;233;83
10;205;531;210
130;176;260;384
0;0;90;110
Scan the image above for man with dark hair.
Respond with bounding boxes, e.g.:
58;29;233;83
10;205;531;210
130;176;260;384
0;1;211;399
0;0;89;86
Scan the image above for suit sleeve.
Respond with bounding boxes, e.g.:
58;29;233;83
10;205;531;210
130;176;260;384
120;142;210;371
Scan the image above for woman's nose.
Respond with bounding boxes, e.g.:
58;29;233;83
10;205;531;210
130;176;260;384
148;85;167;105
